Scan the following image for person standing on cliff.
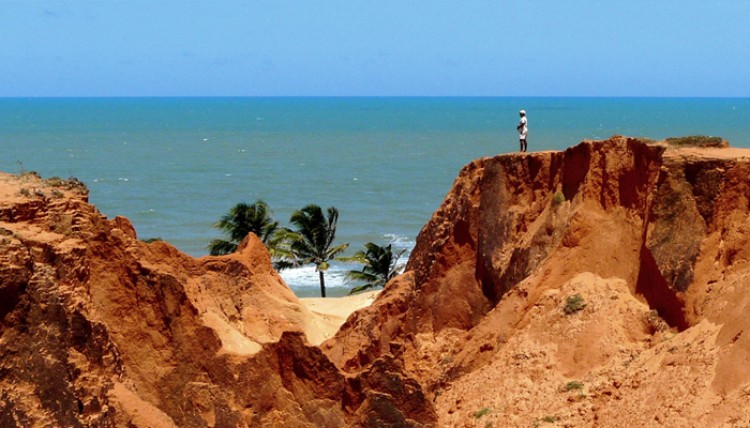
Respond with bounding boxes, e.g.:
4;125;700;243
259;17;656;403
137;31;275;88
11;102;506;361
517;109;528;152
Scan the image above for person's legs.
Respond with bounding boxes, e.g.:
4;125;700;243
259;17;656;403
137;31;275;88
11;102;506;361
521;138;527;152
519;139;524;152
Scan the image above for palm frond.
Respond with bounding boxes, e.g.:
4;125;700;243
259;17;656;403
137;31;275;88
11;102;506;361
207;239;237;256
349;283;379;295
273;259;298;271
345;242;406;294
325;206;339;249
326;243;350;260
345;270;381;284
209;200;280;253
338;252;368;264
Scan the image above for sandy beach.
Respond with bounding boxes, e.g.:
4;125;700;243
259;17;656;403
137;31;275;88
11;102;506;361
299;290;381;343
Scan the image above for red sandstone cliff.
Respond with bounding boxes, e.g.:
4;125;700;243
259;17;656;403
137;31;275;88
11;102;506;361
0;172;433;427
323;136;750;427
4;136;750;427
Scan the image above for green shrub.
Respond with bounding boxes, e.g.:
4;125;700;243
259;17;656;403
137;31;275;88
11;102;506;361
19;171;40;182
564;294;586;315
473;407;491;419
551;191;565;206
664;135;728;148
565;380;584;391
534;415;559;427
46;177;64;187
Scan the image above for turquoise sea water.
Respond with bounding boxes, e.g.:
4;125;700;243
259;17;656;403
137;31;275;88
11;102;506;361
1;97;749;296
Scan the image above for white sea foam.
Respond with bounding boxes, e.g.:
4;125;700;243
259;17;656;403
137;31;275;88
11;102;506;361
279;264;351;290
383;233;415;249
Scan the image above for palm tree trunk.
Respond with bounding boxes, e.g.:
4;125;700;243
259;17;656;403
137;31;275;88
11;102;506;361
319;270;326;298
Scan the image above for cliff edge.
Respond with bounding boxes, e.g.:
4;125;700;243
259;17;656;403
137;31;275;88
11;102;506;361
323;136;750;427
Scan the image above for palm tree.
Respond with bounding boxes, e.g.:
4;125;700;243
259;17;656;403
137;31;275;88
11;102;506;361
275;204;348;298
208;200;279;255
345;242;406;294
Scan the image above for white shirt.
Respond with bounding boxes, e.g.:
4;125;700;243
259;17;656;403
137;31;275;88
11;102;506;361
519;116;528;139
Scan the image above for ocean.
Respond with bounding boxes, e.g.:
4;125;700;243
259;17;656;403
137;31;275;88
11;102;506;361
1;97;748;297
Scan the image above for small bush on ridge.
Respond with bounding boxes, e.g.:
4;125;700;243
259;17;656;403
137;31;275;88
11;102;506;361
564;294;586;315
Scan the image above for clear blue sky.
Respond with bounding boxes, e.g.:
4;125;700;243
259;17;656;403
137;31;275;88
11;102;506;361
2;1;749;97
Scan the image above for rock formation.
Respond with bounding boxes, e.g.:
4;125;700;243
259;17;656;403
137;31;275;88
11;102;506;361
0;172;433;427
323;136;750;427
3;136;750;427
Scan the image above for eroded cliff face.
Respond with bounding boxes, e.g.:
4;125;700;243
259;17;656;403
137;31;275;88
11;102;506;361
323;136;750;427
0;172;434;427
4;136;750;427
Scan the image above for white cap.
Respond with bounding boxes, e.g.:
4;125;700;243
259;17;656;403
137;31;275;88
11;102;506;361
519;109;526;115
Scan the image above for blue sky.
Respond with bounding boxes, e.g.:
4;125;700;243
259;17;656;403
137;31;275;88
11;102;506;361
2;1;749;97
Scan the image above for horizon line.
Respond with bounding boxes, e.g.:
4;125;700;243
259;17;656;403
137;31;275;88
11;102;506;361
2;95;750;100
